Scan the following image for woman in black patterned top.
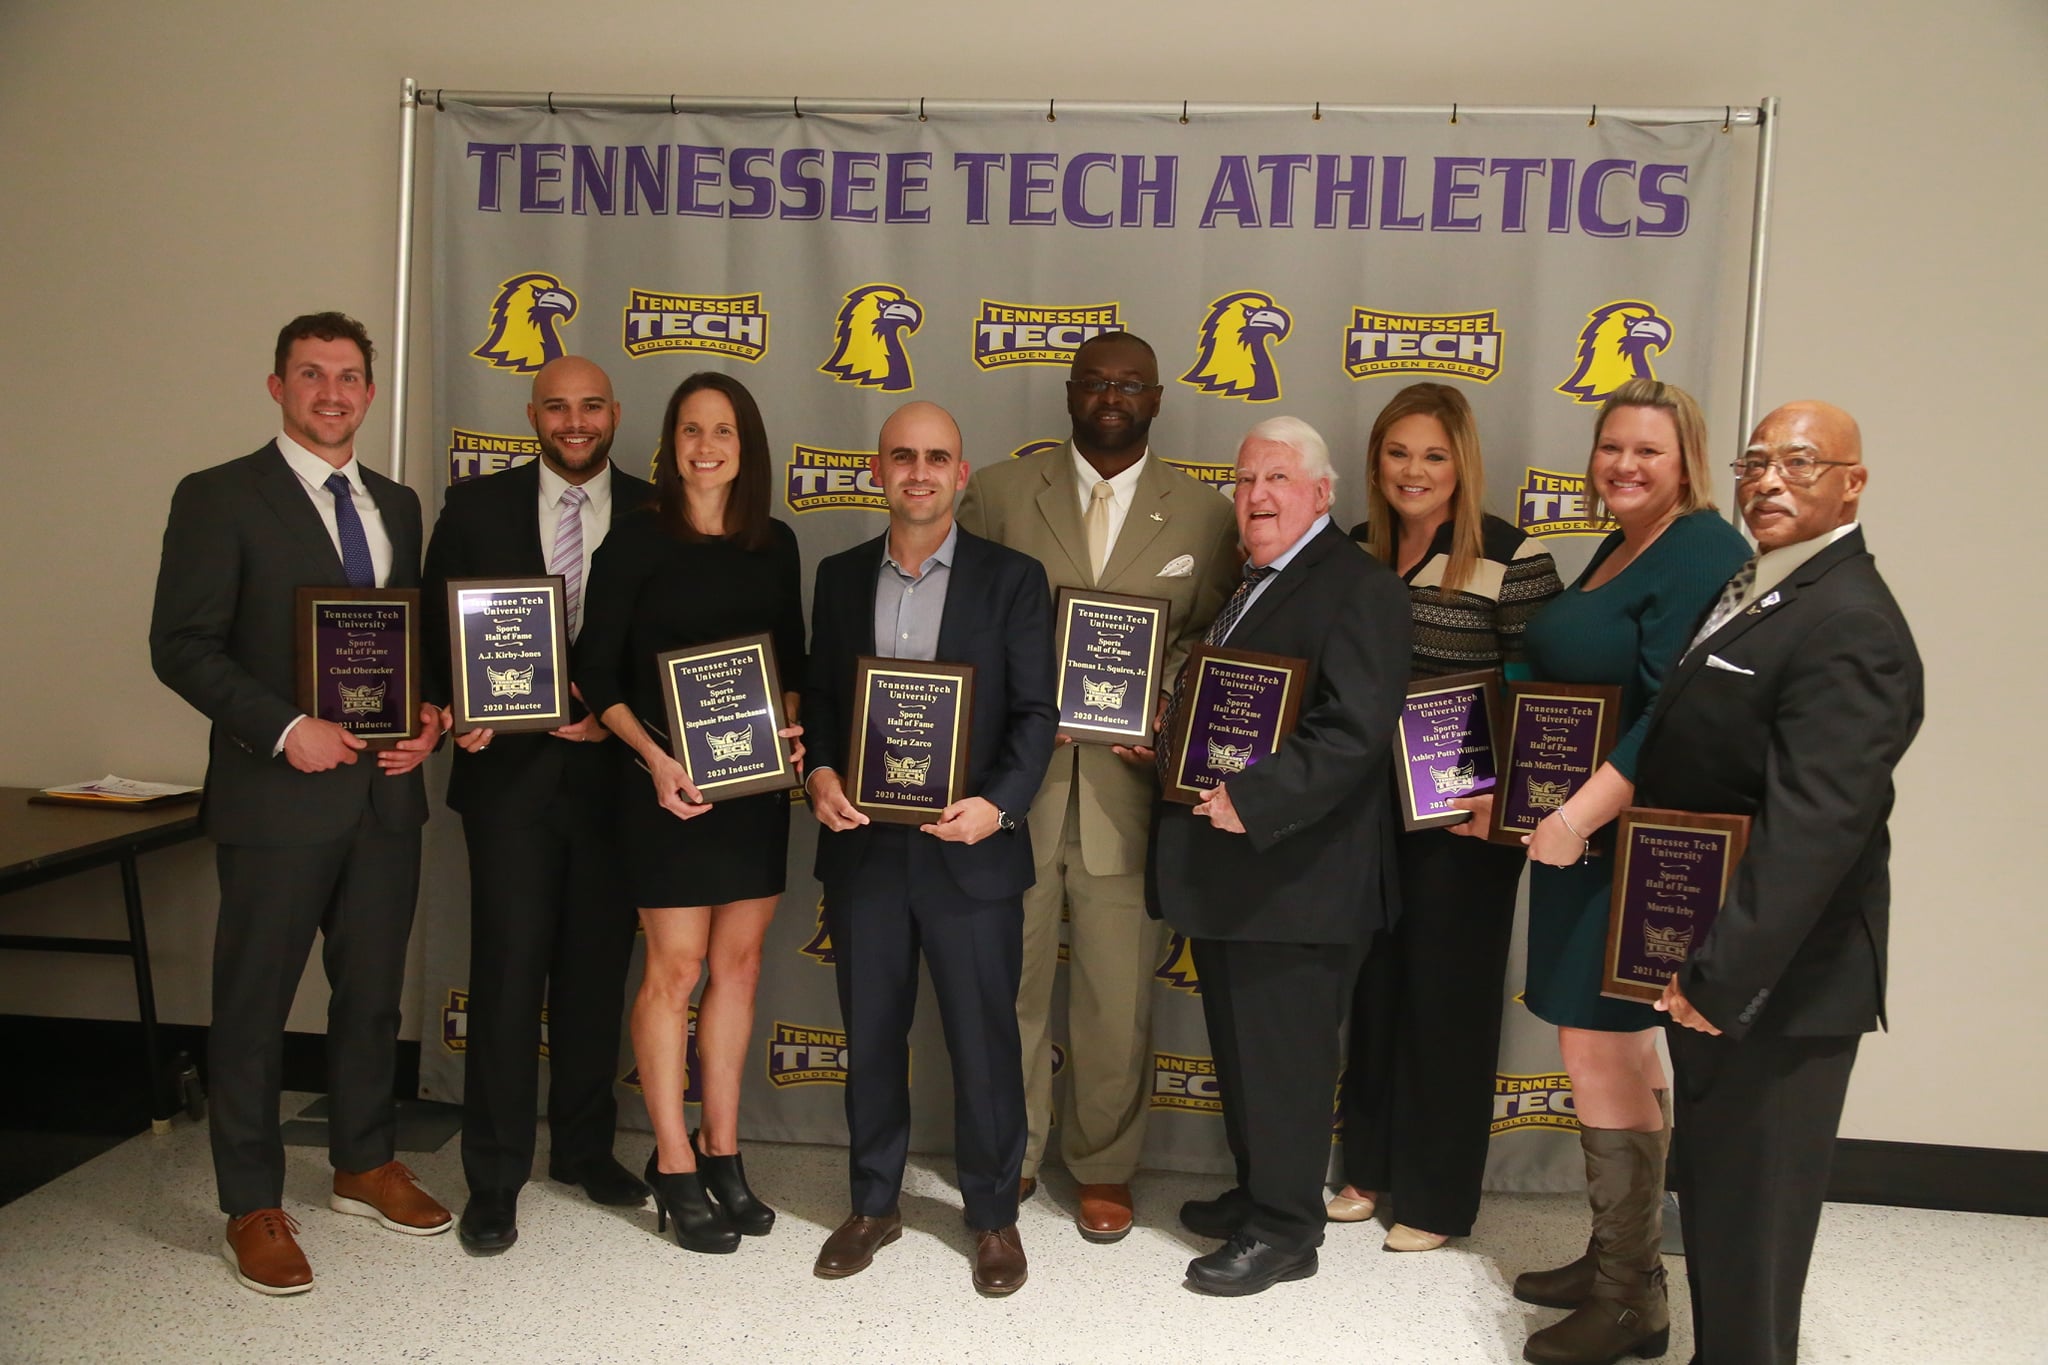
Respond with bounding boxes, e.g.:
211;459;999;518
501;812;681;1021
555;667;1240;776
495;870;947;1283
1328;382;1563;1251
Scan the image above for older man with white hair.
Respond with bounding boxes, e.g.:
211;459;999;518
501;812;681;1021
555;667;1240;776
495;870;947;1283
1150;416;1412;1296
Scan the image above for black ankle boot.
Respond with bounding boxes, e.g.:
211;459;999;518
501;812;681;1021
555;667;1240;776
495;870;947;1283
693;1131;775;1235
644;1152;739;1254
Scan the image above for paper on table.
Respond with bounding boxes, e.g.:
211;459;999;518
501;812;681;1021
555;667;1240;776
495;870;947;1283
40;774;204;803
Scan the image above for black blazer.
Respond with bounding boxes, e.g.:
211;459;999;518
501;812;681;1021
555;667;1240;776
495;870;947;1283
803;526;1057;902
420;459;655;821
149;441;427;846
1634;529;1923;1041
1152;523;1413;945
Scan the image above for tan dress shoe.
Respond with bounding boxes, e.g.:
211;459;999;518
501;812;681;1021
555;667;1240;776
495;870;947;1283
223;1209;313;1295
972;1224;1028;1295
814;1212;902;1278
330;1160;453;1235
1382;1223;1450;1252
1075;1183;1134;1243
1324;1189;1378;1223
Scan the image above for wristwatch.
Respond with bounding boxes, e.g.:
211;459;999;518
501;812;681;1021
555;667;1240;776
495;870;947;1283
995;807;1017;833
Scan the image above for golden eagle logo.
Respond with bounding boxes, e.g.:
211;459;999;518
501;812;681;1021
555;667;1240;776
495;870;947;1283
819;283;924;392
799;897;834;966
1556;300;1672;405
1154;931;1202;994
1179;291;1292;402
473;272;579;374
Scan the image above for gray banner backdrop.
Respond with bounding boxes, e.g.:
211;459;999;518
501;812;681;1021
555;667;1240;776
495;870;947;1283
417;102;1733;1193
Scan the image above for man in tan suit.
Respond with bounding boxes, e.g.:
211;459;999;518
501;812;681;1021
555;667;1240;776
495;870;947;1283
957;332;1238;1241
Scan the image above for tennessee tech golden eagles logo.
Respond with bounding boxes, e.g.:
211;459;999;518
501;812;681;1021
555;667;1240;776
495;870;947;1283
447;428;540;484
1517;467;1618;539
623;289;769;363
1346;307;1503;384
1180;291;1292;402
820;283;924;392
974;300;1124;370
1556;300;1672;404
473;272;579;374
1152;1052;1221;1113
768;1022;859;1088
799;897;835;966
786;444;886;514
1493;1072;1579;1136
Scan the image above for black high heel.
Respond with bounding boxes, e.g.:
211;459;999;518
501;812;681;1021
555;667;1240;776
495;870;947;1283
693;1130;776;1236
643;1151;739;1254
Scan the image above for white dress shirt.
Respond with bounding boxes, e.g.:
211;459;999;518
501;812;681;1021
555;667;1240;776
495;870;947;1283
1071;443;1148;555
1219;513;1331;641
537;459;615;583
1744;521;1859;608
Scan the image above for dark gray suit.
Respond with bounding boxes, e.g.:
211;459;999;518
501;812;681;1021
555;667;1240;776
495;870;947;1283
150;441;426;1215
1635;527;1922;1364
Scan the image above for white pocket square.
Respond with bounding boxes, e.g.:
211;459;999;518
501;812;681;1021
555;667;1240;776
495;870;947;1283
1156;554;1195;578
1705;654;1755;675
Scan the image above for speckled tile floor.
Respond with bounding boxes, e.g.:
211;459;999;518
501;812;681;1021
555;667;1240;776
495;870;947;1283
1;1095;2042;1363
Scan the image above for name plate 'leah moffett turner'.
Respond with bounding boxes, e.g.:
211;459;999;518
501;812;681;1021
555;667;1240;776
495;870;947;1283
848;657;975;825
294;586;421;750
656;632;800;802
1489;681;1623;847
446;576;571;735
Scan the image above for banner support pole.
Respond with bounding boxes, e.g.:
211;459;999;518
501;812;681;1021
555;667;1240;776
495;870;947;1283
1735;95;1780;476
387;77;420;484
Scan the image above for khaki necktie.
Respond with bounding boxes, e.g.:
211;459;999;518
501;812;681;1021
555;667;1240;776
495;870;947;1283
1085;479;1115;581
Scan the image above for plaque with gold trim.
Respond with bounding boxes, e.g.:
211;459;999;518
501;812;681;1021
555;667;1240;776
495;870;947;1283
1489;681;1622;847
655;632;799;802
1602;808;1751;1003
1162;643;1307;805
1054;587;1171;746
848;657;975;825
1395;669;1503;832
293;586;421;749
446;576;571;735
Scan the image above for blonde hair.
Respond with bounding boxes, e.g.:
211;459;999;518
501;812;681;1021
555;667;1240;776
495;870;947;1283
1586;379;1718;523
1360;383;1485;597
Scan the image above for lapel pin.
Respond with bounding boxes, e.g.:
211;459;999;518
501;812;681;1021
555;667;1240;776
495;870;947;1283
1150;512;1164;522
1749;590;1782;614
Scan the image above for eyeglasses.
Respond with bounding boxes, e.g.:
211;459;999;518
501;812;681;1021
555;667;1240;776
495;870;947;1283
1729;454;1858;486
1067;379;1161;397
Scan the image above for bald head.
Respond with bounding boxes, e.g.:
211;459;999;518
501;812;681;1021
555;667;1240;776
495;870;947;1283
527;355;619;482
872;401;967;532
1741;400;1867;551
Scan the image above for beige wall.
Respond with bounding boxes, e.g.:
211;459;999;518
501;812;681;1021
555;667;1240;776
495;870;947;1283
2;1;2041;1149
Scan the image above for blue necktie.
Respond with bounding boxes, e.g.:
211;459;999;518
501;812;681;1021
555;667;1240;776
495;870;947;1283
324;472;376;588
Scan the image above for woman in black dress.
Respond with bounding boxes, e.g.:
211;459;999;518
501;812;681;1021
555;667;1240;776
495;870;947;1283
576;372;805;1253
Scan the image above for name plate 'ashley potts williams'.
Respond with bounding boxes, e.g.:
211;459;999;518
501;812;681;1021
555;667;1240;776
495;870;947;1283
294;586;420;749
849;657;974;825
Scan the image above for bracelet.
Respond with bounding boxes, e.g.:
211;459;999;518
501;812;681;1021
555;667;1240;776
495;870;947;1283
1556;808;1591;850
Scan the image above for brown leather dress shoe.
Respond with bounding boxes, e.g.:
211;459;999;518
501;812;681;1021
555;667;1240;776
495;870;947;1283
223;1209;313;1296
1075;1183;1134;1243
972;1224;1028;1296
330;1160;453;1235
814;1211;902;1278
1018;1175;1038;1204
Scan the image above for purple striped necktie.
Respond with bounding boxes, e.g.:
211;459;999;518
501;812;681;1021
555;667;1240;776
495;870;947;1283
552;485;587;639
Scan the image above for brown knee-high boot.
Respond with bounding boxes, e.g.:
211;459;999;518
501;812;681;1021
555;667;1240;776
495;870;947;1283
1513;1090;1670;1311
1521;1126;1670;1364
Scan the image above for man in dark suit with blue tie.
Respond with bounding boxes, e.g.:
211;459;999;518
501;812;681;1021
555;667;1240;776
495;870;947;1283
801;400;1057;1296
150;313;451;1296
1639;401;1922;1365
1152;416;1412;1296
421;356;656;1253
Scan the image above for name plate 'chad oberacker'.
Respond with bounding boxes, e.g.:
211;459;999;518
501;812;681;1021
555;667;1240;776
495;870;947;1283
294;586;420;749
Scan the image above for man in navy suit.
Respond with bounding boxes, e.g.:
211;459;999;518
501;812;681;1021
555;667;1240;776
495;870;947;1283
150;313;450;1296
1640;401;1922;1364
801;401;1056;1296
421;356;656;1253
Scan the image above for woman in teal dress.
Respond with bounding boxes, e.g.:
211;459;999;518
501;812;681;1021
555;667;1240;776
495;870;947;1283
1464;379;1749;1365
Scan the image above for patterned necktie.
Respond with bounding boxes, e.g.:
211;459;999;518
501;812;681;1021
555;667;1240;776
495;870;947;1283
552;485;588;640
323;472;375;588
1085;479;1115;581
1158;561;1277;781
1687;556;1759;655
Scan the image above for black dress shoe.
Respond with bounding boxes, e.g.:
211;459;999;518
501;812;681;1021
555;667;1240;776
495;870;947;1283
692;1131;774;1236
458;1193;518;1254
1179;1187;1252;1240
1185;1232;1318;1296
549;1154;651;1207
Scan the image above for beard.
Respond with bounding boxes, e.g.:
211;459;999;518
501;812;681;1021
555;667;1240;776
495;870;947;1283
1072;410;1152;456
541;429;614;475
